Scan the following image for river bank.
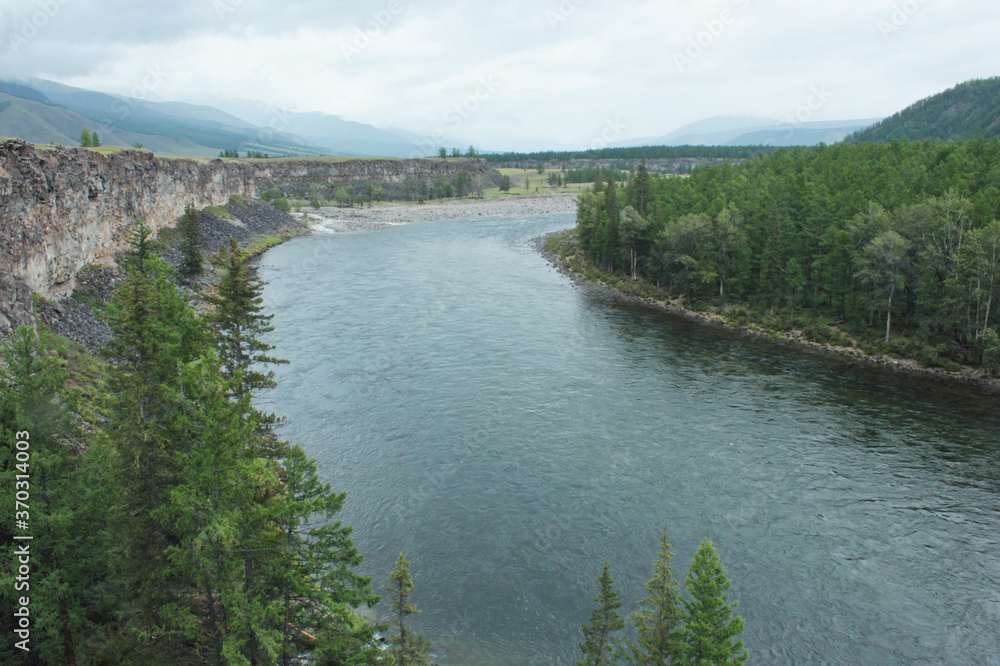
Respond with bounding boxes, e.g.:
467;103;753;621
295;192;579;233
535;229;1000;393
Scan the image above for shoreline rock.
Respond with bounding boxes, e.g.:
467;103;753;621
533;232;1000;395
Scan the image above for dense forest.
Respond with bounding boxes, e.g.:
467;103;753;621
483;144;780;164
569;140;1000;372
0;209;749;663
849;77;1000;143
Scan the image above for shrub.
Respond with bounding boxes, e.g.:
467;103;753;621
273;197;292;213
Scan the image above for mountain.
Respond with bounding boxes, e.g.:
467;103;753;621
616;115;874;148
849;77;1000;143
0;78;444;157
212;98;462;157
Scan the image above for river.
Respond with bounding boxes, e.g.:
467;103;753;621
257;211;1000;665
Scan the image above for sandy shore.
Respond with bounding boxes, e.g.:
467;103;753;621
294;193;578;232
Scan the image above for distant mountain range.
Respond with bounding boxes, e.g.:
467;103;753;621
0;78;456;158
616;115;877;148
848;77;1000;143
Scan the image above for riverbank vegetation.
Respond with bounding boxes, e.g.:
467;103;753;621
565;141;1000;375
2;206;749;663
579;529;746;666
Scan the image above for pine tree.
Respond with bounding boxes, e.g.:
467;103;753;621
208;239;288;406
100;220;211;661
579;560;625;666
628;527;684;665
385;552;431;665
79;127;91;147
0;327;114;665
680;539;747;666
602;174;621;270
91;131;101;147
274;446;383;665
176;204;204;287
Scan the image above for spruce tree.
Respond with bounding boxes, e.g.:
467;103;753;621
579;560;625;666
385;552;431;665
176;204;204;287
275;446;383;664
100;220;211;661
0;327;113;665
79;127;91;147
680;539;747;666
208;239;288;406
629;527;684;665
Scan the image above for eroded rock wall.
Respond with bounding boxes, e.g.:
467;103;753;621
0;139;496;335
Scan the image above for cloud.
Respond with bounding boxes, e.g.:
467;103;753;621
1;0;997;150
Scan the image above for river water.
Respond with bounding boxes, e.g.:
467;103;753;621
257;212;1000;665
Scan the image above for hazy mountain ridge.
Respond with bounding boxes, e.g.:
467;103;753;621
617;115;875;148
0;78;452;157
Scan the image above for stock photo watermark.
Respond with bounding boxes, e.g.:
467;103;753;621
674;0;752;73
589;117;628;150
2;0;71;53
546;0;587;30
341;0;403;61
877;0;931;39
411;74;502;158
93;65;168;141
775;85;833;139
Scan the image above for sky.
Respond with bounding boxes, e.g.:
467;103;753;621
0;0;997;151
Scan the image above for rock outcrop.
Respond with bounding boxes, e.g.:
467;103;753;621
0;139;497;335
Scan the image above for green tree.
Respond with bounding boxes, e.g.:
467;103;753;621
579;561;625;666
620;206;651;281
499;175;512;192
208;240;288;406
385;552;430;665
100;221;212;662
855;230;911;342
628;527;684;665
438;147;447;159
679;539;747;666
0;327;113;665
275;446;383;664
79;127;92;147
176;204;204;287
536;161;545;175
91;131;101;147
466;145;478;158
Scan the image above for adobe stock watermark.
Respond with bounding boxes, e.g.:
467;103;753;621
878;0;931;39
341;1;403;61
545;0;587;30
93;65;167;141
410;74;501;158
2;0;72;54
674;0;752;73
256;103;292;144
212;0;244;20
775;85;833;139
589;117;628;150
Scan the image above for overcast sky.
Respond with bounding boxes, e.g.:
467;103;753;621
0;0;996;150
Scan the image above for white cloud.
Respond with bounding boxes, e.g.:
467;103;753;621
1;0;997;150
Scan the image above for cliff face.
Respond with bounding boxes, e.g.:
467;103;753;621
0;139;496;335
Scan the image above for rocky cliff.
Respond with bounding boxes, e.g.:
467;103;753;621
0;139;496;335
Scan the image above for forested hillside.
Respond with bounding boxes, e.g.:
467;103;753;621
569;141;1000;372
850;78;1000;143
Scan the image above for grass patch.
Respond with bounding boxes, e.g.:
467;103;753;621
203;206;235;220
